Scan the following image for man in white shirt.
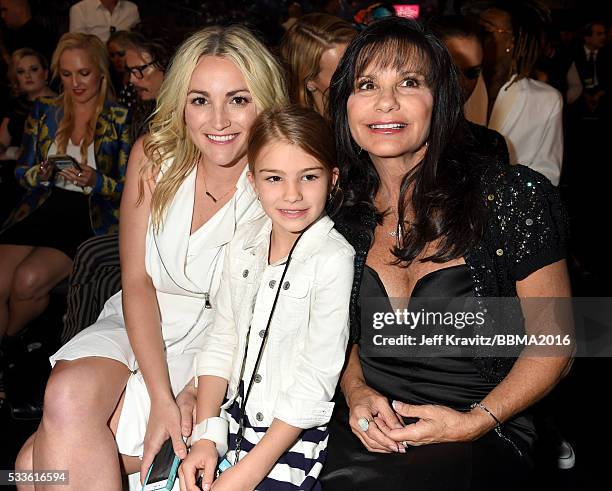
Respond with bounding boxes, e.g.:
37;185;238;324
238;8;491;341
69;0;140;43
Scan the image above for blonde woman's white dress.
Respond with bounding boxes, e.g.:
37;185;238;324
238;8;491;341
50;164;261;485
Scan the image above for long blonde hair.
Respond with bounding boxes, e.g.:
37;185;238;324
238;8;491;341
51;33;112;165
280;13;355;112
143;25;288;230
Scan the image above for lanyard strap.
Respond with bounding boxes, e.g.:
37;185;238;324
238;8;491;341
233;230;305;463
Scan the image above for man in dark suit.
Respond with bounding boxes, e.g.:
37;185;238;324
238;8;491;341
572;21;610;114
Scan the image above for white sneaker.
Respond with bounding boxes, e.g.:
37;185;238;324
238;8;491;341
557;439;576;469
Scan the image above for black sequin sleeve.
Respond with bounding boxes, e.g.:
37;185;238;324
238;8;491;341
498;165;568;281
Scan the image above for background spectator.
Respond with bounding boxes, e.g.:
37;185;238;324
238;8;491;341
430;14;509;161
429;14;489;124
0;0;54;60
1;49;55;161
571;20;610;114
0;48;54;249
532;26;583;105
471;0;564;185
69;0;140;43
280;12;356;116
106;30;135;108
0;33;130;349
123;24;178;140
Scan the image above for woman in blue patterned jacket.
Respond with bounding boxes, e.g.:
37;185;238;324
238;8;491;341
0;33;131;345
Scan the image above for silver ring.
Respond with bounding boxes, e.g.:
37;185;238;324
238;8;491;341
401;441;409;448
77;172;82;177
357;417;370;432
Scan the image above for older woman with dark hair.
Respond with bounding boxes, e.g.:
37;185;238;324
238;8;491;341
319;16;572;490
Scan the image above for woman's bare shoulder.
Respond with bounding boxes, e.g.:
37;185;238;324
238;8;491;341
128;135;160;182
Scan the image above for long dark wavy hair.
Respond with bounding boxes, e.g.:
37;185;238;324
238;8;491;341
328;16;488;265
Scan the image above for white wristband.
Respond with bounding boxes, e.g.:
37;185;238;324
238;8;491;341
191;417;229;457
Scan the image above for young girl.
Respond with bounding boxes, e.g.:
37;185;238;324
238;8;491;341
179;105;355;491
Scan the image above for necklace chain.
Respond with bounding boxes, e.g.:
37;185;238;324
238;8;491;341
387;207;404;248
202;172;236;203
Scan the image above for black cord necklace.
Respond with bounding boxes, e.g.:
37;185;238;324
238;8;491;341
231;229;306;465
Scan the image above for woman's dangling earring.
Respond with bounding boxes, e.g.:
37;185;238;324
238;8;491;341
328;183;341;201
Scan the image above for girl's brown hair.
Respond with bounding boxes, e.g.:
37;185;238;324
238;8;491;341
247;104;342;212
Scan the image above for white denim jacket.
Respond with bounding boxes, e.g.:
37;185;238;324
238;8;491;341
195;214;354;429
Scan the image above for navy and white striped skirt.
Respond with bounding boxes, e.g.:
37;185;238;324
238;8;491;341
221;392;329;490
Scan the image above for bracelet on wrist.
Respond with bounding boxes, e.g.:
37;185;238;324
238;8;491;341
470;402;524;458
470;402;501;428
192;416;228;457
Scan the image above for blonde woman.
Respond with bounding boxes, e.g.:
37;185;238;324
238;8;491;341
0;33;130;342
15;25;288;489
280;13;355;115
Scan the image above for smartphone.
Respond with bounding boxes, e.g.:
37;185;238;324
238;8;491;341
47;154;82;172
142;439;181;491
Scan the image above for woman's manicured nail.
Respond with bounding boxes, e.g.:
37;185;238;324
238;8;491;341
392;400;401;411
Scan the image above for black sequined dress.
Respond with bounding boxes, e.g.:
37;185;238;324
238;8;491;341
320;162;568;490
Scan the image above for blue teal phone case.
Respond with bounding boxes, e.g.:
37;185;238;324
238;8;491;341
142;455;180;490
142;439;181;491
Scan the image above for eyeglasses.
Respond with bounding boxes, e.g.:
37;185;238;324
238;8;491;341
462;66;482;81
126;60;158;79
